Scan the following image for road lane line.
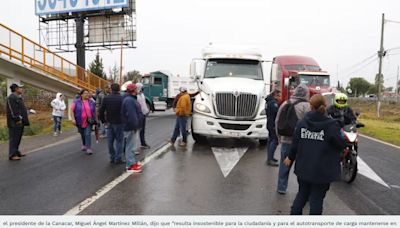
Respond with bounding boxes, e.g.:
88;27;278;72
360;134;400;150
64;142;172;215
26;135;80;154
357;156;390;188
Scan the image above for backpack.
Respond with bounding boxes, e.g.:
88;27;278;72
277;100;302;136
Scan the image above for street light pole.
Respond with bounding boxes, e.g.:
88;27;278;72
377;13;385;118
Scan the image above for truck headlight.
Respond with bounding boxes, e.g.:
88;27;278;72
195;103;211;113
260;109;266;116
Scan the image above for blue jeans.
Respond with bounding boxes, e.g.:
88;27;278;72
124;130;137;168
277;143;293;192
77;126;92;149
139;115;147;146
267;129;278;161
99;122;107;136
107;123;124;162
290;177;330;215
171;116;188;143
53;116;62;133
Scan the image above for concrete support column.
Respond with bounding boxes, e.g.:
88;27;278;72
67;97;74;120
6;78;21;96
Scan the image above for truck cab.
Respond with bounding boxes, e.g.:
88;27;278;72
190;45;269;144
271;55;331;103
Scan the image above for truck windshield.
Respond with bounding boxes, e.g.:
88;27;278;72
285;64;321;71
299;74;330;86
204;59;263;80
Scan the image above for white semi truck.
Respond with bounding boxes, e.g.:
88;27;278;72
190;45;270;144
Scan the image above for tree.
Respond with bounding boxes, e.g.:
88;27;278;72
347;77;371;97
88;52;107;79
124;70;142;83
108;64;120;83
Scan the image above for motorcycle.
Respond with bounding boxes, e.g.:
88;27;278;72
341;122;364;183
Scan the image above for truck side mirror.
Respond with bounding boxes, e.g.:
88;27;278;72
271;63;278;81
284;78;290;88
190;58;205;79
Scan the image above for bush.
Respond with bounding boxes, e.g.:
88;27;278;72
0;127;8;141
23;124;42;136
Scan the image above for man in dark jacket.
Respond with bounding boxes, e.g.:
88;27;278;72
99;83;124;164
284;94;346;215
121;83;143;173
265;90;281;166
6;83;30;161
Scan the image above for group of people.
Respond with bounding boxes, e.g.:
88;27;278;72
265;84;357;215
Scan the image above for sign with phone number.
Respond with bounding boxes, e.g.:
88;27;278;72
35;0;129;16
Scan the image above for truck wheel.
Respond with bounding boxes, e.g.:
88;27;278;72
259;139;267;146
191;122;207;143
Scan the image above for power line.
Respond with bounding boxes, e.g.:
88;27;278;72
339;52;377;76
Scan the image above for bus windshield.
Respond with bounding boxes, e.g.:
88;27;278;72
204;59;263;80
299;74;330;87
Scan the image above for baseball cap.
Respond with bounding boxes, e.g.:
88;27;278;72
126;83;137;91
179;86;187;92
10;83;24;91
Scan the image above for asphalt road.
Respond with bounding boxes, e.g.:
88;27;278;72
0;111;399;215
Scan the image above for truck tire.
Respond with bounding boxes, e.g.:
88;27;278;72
259;139;268;145
191;122;207;143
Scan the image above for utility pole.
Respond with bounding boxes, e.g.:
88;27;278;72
119;38;124;86
396;66;399;103
377;13;385;118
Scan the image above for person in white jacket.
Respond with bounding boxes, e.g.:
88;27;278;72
136;83;150;149
50;93;66;136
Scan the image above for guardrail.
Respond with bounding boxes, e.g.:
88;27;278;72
0;23;108;93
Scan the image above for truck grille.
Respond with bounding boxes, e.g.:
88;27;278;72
215;92;258;119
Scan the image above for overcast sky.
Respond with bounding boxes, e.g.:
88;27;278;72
1;0;400;89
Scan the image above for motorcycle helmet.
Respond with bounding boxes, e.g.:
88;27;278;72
334;93;348;108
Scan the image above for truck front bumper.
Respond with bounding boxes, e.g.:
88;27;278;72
192;113;268;139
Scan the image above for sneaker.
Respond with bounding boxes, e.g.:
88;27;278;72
127;163;142;173
178;142;187;147
86;149;93;155
140;144;150;149
53;132;58;136
81;146;87;151
9;156;21;161
266;160;279;167
277;190;287;195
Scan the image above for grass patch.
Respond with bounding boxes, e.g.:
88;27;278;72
358;118;400;146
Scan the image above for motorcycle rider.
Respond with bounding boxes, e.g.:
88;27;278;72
326;93;357;127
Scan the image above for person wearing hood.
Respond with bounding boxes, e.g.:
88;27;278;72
275;84;311;194
135;83;151;149
284;94;346;215
265;90;281;166
50;92;66;136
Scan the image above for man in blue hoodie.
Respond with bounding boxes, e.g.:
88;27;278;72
265;90;281;166
284;94;346;215
121;83;143;173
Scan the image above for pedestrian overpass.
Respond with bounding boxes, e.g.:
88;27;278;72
0;23;108;99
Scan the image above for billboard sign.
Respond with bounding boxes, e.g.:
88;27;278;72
35;0;129;16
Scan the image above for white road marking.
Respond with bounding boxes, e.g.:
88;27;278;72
360;134;400;150
64;142;172;215
357;156;390;188
26;135;79;154
390;185;400;189
212;147;248;178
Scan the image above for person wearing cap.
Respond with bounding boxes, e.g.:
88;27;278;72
170;86;191;147
6;83;30;161
99;83;125;164
135;83;151;149
121;83;143;173
50;92;66;136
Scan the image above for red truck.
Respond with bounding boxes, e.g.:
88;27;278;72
270;55;331;102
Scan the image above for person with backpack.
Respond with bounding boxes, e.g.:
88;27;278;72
275;84;310;194
265;90;281;166
283;94;346;215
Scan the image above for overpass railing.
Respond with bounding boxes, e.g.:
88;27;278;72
0;23;108;93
